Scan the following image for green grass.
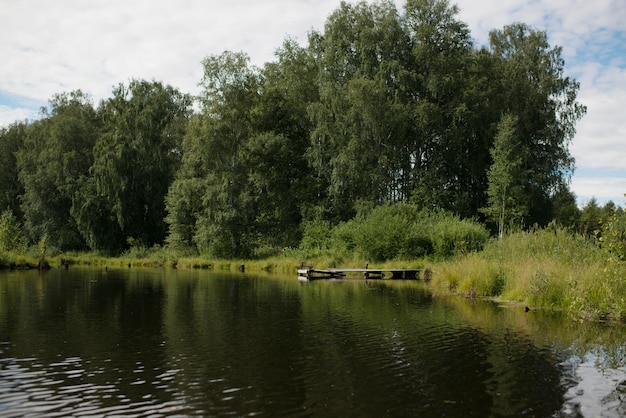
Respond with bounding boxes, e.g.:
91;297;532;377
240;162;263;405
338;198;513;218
431;227;626;322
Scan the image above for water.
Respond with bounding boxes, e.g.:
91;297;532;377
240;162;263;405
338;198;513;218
0;267;625;417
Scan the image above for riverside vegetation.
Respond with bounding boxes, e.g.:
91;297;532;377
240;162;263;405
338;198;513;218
1;1;620;321
2;202;626;323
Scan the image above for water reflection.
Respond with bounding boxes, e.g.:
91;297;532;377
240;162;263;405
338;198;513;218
0;268;625;416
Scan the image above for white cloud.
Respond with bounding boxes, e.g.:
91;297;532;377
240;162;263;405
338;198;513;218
570;64;626;170
0;0;343;104
571;177;626;206
0;105;39;127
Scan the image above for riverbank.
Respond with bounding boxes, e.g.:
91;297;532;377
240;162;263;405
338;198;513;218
1;227;623;322
431;228;626;322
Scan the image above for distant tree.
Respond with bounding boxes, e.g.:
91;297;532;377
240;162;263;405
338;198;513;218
602;201;623;219
579;198;602;238
549;183;580;228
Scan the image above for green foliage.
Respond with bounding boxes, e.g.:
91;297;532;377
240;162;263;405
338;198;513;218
167;51;260;258
300;204;489;262
0;123;26;218
307;1;418;219
37;233;49;262
89;80;191;252
599;201;626;261
0;210;25;252
428;212;491;258
433;226;614;320
488;23;586;226
17;91;97;251
299;220;334;253
550;184;580;229
481;113;527;235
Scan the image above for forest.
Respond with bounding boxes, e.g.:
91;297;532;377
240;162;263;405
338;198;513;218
0;0;598;261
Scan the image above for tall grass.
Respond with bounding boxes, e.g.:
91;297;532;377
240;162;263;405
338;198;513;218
433;227;626;321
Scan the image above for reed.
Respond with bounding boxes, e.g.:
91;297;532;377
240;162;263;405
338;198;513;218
431;227;626;321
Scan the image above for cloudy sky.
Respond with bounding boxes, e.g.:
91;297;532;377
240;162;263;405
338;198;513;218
1;0;625;206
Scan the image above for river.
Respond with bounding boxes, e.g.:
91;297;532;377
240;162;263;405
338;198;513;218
0;267;625;417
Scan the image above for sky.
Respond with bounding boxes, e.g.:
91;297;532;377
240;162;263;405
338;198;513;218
1;0;625;206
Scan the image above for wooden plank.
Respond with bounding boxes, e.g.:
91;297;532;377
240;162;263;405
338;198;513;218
298;267;422;280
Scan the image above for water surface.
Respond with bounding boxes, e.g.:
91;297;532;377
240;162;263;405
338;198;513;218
0;267;625;417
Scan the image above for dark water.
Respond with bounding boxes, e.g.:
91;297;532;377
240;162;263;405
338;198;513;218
1;268;625;417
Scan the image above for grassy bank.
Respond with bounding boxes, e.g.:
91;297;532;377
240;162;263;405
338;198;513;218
432;227;626;322
2;227;624;322
0;245;422;275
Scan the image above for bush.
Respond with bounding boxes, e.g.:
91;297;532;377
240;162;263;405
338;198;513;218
430;213;490;258
600;207;626;261
0;210;25;252
350;209;411;261
299;219;333;253
298;204;490;262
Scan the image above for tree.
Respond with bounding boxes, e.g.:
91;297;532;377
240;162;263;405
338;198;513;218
579;198;602;239
17;91;98;250
166;52;260;257
248;39;320;249
405;0;476;214
85;80;191;252
0;122;27;219
307;0;415;221
481;113;527;236
0;210;24;252
549;183;580;229
488;23;586;226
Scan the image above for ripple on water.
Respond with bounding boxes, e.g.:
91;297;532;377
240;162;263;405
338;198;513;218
0;354;196;417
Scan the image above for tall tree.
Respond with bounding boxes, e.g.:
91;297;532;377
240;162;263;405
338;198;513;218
85;80;191;252
0;122;27;218
17;91;98;250
481;113;527;236
405;0;475;214
167;44;320;256
307;0;415;221
166;52;259;257
249;39;319;248
488;23;586;226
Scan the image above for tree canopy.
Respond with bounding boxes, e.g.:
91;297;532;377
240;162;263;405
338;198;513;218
0;0;586;257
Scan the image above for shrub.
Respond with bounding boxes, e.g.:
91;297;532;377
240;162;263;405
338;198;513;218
0;210;25;252
299;219;333;252
300;204;490;262
600;207;626;261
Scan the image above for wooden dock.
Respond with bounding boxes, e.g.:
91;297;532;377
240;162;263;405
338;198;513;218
297;267;422;281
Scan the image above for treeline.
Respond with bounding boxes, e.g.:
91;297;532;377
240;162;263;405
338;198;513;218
0;0;590;258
